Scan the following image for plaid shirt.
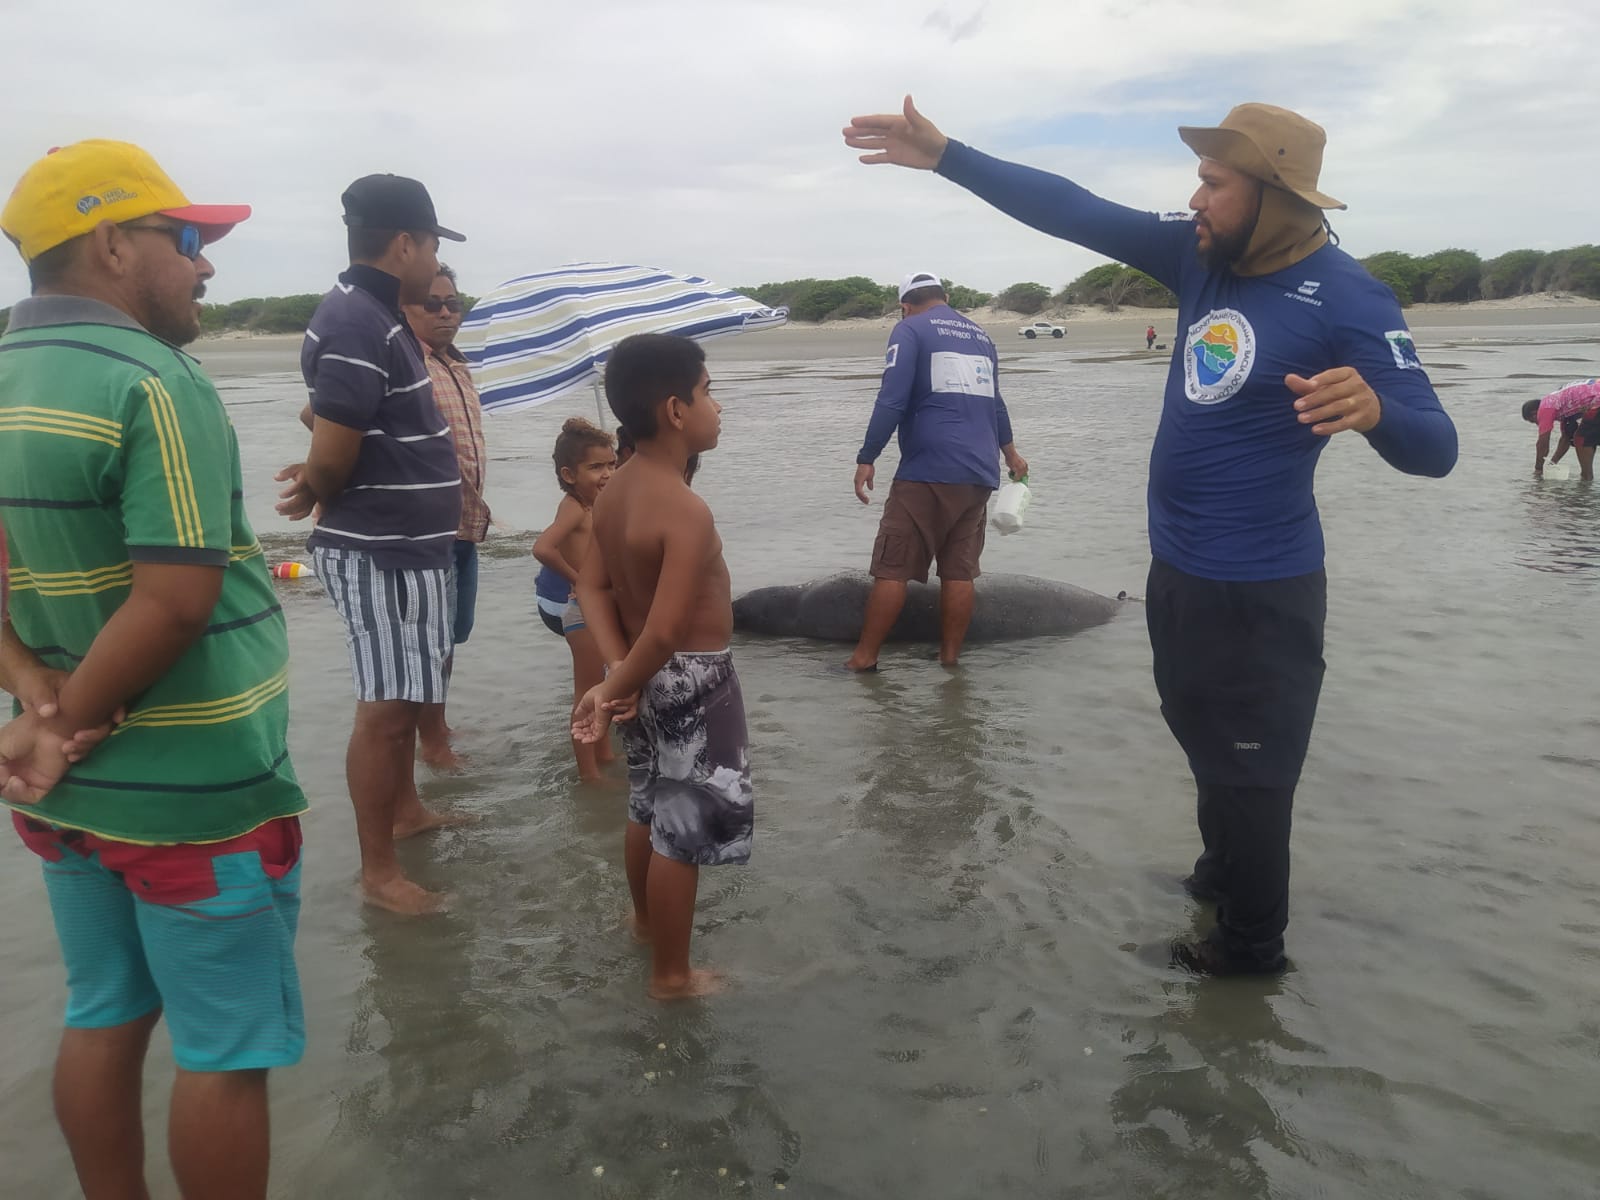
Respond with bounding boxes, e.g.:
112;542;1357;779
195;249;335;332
425;343;490;542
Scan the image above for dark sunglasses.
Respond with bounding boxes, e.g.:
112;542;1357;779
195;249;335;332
422;296;463;314
122;221;203;261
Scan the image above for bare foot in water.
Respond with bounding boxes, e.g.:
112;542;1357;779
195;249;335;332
362;875;449;915
393;808;477;840
419;742;467;771
842;654;879;673
625;913;652;944
649;969;724;1001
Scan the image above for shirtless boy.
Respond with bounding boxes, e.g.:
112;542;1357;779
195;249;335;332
572;334;752;1000
533;418;619;780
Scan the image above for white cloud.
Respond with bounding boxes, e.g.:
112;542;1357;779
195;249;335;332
1;0;1593;304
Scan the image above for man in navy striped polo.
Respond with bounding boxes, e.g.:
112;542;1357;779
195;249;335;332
276;174;466;915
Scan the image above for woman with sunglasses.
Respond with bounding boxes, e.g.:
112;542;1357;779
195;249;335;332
403;264;491;770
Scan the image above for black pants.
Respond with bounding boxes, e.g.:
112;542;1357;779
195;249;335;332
1145;558;1327;967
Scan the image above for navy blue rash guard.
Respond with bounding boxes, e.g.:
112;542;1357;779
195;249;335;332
936;140;1458;581
857;303;1014;490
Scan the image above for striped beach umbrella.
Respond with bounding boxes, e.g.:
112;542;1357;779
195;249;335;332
455;262;789;416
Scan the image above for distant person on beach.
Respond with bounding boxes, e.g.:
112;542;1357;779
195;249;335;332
403;263;489;769
1524;378;1600;480
843;99;1458;975
1147;324;1158;349
275;173;466;916
0;141;306;1198
533;418;619;781
846;270;1029;671
571;334;751;1000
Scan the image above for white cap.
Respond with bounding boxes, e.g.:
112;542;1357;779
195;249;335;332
898;270;943;301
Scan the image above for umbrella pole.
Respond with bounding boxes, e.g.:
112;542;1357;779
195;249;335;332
592;380;605;427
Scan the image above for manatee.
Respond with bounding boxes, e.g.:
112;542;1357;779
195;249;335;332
732;570;1122;643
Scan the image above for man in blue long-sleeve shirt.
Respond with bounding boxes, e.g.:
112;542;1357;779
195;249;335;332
844;98;1457;975
847;270;1029;671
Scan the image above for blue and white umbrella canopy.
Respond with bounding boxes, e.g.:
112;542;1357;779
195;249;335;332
455;262;789;415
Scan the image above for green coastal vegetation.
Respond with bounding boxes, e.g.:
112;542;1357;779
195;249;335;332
1;247;1596;336
739;277;993;322
741;244;1600;320
1359;246;1600;305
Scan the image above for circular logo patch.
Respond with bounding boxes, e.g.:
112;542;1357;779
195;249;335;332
1183;309;1256;405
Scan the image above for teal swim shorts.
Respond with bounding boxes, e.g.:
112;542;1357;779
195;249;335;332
14;812;305;1073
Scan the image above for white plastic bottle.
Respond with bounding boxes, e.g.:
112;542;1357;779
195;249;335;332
991;474;1031;535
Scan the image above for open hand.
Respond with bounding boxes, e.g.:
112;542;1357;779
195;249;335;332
843;95;949;170
275;463;317;521
854;463;876;505
572;684;613;745
1287;368;1382;436
0;712;77;805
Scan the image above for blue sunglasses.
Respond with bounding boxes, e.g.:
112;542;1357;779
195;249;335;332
122;221;204;261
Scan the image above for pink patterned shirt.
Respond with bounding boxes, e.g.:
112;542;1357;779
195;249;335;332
1537;379;1600;435
425;344;490;542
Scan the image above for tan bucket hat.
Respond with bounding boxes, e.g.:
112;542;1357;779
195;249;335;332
1178;103;1346;211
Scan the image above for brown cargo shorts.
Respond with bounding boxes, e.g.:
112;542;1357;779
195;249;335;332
869;480;992;584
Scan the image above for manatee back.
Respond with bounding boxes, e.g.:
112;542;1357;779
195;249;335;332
732;571;1122;643
966;574;1122;642
731;582;806;636
795;571;876;641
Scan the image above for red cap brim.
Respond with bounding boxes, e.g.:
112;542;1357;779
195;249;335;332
159;203;253;244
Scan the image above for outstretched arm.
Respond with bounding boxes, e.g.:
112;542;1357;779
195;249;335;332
844;96;1193;288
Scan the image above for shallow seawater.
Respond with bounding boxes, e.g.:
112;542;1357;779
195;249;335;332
2;326;1597;1199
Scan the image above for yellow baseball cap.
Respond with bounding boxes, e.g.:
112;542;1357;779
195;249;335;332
1;139;251;263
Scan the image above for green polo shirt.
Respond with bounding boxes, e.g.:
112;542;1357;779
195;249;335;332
0;296;305;844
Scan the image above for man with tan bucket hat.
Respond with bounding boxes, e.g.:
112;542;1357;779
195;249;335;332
0;140;306;1197
843;98;1458;975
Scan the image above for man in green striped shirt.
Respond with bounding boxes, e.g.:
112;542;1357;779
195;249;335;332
0;140;306;1200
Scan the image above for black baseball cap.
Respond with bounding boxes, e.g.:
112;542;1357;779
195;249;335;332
340;173;465;242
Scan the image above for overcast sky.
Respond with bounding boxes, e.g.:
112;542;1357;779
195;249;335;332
2;0;1593;304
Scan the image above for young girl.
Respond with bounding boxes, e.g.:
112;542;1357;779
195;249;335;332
533;418;619;781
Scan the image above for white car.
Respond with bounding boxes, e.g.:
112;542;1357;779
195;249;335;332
1018;320;1065;339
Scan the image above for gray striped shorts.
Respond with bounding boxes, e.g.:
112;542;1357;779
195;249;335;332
312;547;451;704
